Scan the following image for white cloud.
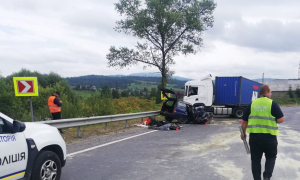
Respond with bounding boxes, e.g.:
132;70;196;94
0;0;299;80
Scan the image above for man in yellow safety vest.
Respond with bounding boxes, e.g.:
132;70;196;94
241;85;284;180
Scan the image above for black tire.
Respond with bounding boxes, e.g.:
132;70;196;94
234;107;245;119
31;150;62;180
177;116;188;124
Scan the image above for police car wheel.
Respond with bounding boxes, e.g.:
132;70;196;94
31;150;62;180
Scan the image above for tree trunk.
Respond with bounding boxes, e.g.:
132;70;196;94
161;70;166;89
161;52;166;89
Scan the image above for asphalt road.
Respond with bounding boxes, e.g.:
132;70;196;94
61;107;300;180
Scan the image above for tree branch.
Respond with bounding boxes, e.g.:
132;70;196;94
144;29;162;50
132;57;157;67
165;27;188;55
150;48;160;69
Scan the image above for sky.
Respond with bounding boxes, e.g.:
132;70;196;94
0;0;300;80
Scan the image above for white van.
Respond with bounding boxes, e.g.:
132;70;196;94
0;112;66;180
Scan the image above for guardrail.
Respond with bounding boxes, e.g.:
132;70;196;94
38;111;160;137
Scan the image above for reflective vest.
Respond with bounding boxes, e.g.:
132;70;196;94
247;97;278;136
48;96;61;113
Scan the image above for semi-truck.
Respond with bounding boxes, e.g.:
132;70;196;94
183;75;263;118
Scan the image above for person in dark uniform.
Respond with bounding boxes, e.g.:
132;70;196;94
241;85;284;180
48;91;63;133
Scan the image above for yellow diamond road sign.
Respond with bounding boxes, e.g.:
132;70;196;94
13;77;39;96
161;91;170;100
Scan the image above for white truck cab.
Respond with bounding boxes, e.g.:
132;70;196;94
0;112;66;180
183;74;214;106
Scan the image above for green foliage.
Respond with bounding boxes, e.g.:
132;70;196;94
273;97;300;106
288;85;294;98
121;90;129;97
73;90;93;100
112;97;161;114
83;94;116;117
149;88;157;98
101;85;112;98
112;88;120;99
295;85;300;98
107;0;216;88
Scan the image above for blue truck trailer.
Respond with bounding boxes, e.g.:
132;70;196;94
183;75;263;118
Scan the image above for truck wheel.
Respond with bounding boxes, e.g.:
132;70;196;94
31;150;62;180
177;116;187;124
234;107;245;119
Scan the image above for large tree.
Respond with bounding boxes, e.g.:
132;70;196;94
107;0;216;88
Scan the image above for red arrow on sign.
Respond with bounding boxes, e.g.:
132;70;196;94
17;80;34;93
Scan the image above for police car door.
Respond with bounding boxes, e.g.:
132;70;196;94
0;117;28;180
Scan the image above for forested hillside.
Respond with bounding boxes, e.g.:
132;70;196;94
65;75;186;90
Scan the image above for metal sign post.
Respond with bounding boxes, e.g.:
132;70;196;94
30;97;34;122
13;77;39;122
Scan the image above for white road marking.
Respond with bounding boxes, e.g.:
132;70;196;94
67;130;158;157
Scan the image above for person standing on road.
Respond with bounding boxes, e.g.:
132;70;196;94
241;85;284;180
48;91;63;133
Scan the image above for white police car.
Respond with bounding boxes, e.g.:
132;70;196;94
0;112;66;180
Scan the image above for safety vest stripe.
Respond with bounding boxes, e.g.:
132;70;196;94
247;125;278;130
50;108;61;111
249;116;276;121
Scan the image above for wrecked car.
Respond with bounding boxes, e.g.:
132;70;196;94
160;89;213;124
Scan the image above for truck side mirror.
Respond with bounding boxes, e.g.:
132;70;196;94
13;120;26;133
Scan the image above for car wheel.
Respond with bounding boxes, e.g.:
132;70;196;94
31;150;61;180
234;107;245;119
177;116;188;124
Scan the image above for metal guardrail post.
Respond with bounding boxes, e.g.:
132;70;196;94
77;127;81;138
125;120;128;128
141;117;143;122
105;122;108;131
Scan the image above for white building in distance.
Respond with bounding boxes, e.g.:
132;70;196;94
263;79;300;98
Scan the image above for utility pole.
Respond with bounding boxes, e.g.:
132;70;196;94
298;60;300;79
262;73;264;84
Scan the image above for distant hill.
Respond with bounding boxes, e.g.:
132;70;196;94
65;75;187;90
128;73;192;81
252;78;277;83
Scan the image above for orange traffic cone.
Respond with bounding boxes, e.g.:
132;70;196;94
176;127;179;131
205;122;207;126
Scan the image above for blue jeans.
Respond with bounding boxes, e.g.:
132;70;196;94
249;138;277;180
